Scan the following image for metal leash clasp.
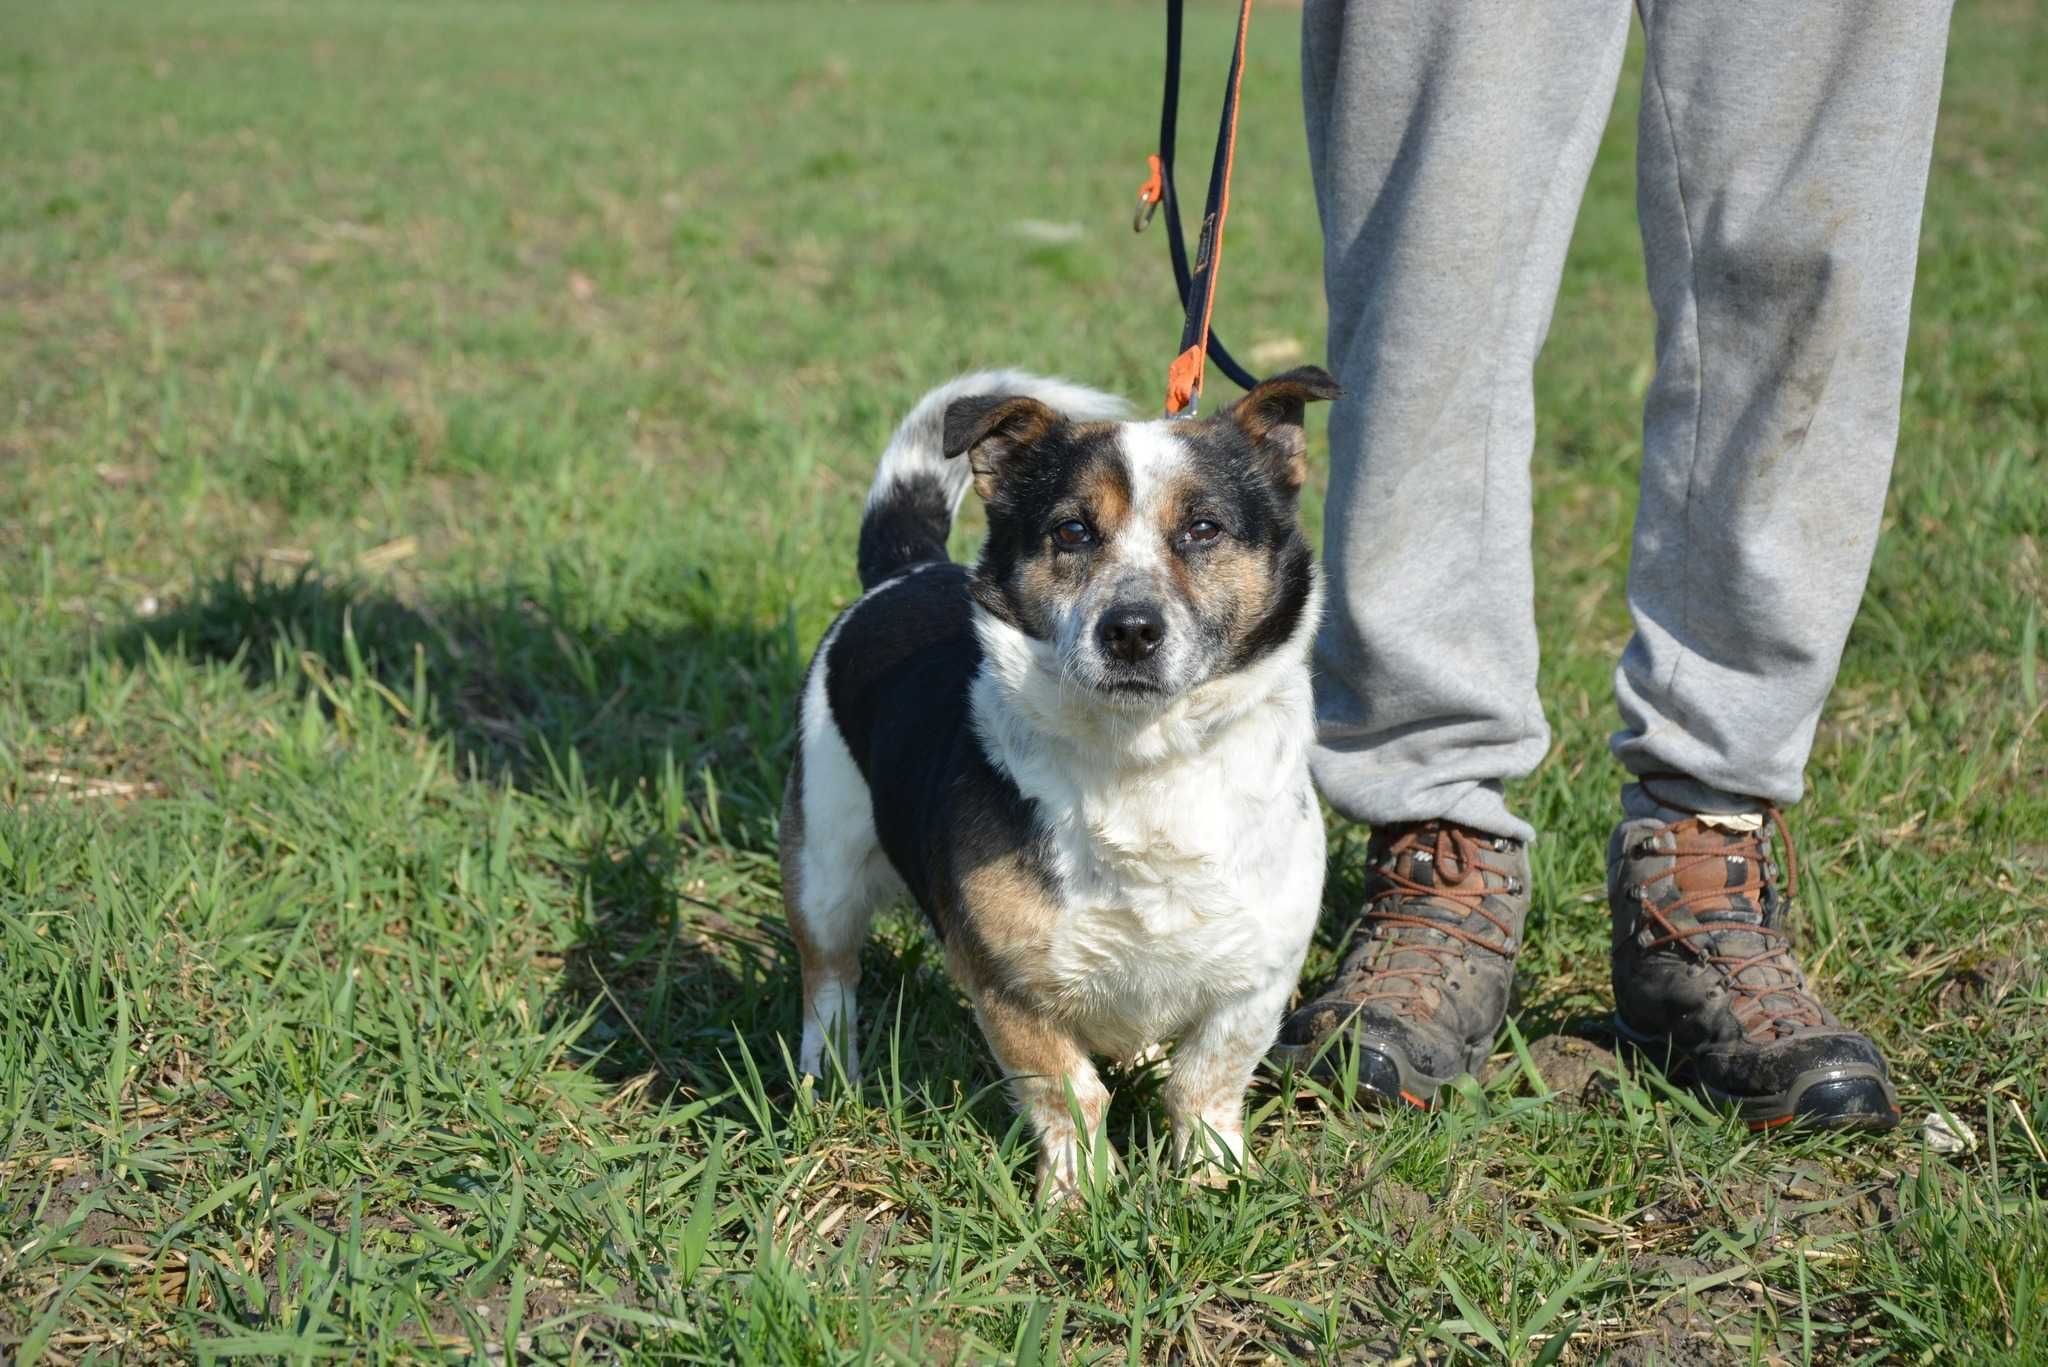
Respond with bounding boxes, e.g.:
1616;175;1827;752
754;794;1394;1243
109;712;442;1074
1132;154;1165;233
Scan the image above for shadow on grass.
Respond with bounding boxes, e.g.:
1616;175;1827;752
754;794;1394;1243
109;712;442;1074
103;562;991;1112
106;562;800;799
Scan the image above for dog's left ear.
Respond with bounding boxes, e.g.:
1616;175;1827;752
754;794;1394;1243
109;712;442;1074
943;394;1062;501
1226;366;1342;492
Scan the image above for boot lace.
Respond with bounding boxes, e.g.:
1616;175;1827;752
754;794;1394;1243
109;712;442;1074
1627;778;1824;1040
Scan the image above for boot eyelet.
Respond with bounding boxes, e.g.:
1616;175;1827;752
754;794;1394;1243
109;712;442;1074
1493;838;1509;852
1505;877;1523;895
1628;885;1644;902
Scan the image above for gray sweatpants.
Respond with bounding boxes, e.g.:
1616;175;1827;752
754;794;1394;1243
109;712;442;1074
1301;0;1955;842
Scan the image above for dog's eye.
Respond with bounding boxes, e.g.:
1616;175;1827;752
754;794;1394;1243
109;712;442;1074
1051;519;1094;549
1183;519;1223;544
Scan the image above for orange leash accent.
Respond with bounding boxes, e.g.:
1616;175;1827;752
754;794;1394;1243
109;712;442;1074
1166;0;1252;416
1165;345;1206;416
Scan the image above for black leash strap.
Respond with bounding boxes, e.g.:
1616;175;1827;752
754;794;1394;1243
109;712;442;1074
1136;0;1260;411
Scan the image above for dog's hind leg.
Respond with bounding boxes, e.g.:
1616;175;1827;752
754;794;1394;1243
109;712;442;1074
782;675;897;1083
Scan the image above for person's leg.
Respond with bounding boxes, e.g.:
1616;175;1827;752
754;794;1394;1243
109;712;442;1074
1303;0;1632;844
1616;0;1954;802
1610;0;1954;1130
1283;0;1630;1104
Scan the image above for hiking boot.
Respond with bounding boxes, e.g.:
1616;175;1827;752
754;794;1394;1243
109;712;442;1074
1276;820;1529;1108
1608;780;1900;1132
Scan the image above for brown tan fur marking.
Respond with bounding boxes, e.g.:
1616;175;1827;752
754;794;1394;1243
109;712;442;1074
1155;466;1281;641
972;988;1110;1202
1070;432;1133;536
953;848;1064;990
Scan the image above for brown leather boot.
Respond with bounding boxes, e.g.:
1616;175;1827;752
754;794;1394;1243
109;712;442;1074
1609;779;1900;1131
1275;820;1529;1107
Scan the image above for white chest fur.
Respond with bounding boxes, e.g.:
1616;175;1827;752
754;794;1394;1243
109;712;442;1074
970;632;1326;1059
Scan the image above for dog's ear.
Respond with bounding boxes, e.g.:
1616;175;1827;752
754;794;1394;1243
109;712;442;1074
943;395;1062;500
1225;366;1342;492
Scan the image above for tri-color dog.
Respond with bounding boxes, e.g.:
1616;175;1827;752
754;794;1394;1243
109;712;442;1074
781;367;1339;1199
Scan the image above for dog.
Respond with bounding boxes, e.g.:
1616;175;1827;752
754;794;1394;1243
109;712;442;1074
780;366;1338;1199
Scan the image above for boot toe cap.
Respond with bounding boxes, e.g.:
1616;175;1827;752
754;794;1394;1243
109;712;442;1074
1277;1000;1471;1086
1694;1030;1899;1130
1692;1028;1891;1095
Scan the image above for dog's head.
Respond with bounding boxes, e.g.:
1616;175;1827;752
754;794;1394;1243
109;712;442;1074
943;367;1340;703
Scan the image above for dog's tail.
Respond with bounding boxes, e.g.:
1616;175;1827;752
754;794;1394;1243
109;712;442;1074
856;370;1128;590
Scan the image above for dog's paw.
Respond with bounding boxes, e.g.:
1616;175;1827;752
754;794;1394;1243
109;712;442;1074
1037;1174;1086;1212
1173;1125;1256;1188
1182;1151;1259;1189
1036;1137;1120;1211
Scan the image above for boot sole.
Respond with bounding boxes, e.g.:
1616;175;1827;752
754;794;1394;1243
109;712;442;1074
1610;1015;1901;1133
1271;1032;1496;1111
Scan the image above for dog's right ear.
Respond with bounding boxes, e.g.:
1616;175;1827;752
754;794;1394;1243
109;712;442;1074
942;395;1061;500
1225;366;1342;493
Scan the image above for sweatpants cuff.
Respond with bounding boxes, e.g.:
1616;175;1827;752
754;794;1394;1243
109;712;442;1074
1309;765;1537;845
1619;773;1778;823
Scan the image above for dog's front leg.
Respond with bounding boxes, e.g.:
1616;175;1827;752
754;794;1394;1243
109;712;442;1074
974;990;1112;1206
1165;985;1291;1182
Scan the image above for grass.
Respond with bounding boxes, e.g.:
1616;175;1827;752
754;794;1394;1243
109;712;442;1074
1;0;2044;1360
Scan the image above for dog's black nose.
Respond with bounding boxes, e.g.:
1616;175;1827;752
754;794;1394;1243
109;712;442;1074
1098;605;1166;663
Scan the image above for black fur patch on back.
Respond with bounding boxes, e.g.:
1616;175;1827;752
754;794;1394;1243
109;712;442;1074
856;471;953;590
823;565;1057;938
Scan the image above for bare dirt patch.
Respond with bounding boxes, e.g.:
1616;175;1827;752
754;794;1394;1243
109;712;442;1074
1487;1031;1624;1105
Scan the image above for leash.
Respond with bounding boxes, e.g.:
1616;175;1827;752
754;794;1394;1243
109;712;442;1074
1133;0;1259;416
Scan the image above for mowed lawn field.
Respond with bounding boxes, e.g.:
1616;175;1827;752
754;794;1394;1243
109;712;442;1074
3;0;2044;1360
